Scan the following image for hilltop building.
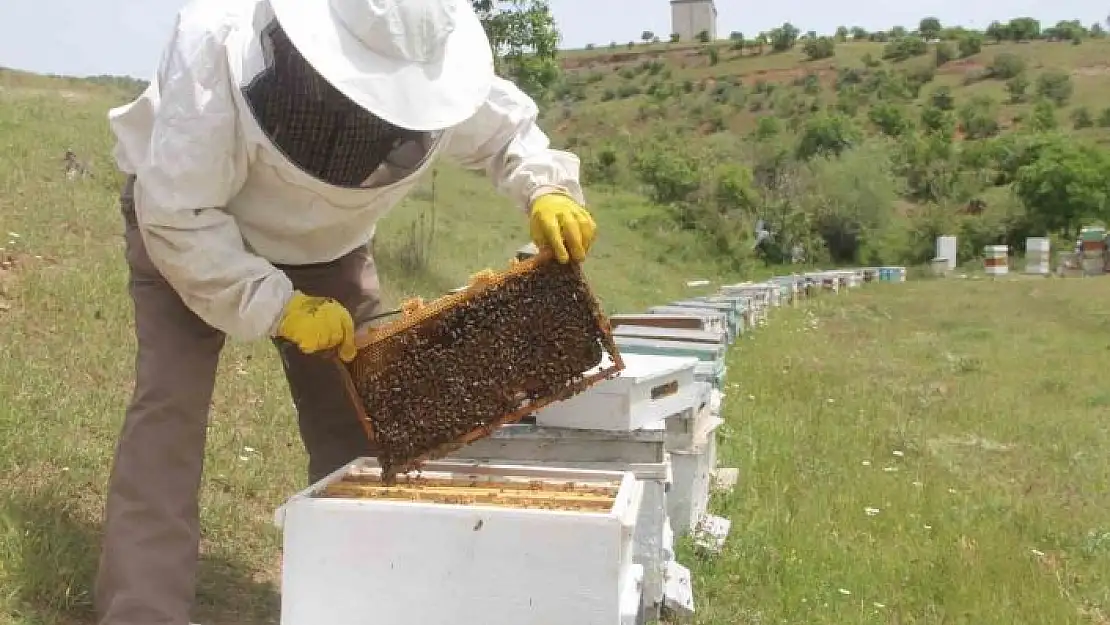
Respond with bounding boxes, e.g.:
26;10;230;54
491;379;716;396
670;0;717;42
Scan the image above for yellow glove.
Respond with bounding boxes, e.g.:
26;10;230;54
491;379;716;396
276;291;357;362
529;192;597;264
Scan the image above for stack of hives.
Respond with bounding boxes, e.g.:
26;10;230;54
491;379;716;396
268;252;908;625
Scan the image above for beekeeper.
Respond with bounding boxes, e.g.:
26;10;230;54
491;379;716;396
95;0;596;622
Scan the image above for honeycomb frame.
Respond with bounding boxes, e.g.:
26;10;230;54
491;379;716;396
334;248;625;476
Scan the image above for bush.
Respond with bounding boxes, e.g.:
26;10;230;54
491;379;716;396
1098;107;1110;127
803;36;836;60
1005;74;1029;103
1071;106;1094;129
868;102;914;137
989;53;1026;79
958;33;984;57
930;86;955;110
882;37;927;62
935;43;955;66
958;96;1001;139
1036;70;1073;105
797;113;861;160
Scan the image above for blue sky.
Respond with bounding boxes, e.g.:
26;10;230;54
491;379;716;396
0;0;1106;79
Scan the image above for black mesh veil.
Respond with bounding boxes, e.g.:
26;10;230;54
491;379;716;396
242;20;427;188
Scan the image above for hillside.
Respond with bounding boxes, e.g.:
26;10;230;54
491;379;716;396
535;32;1110;268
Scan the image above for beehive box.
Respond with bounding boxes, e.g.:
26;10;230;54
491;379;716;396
613;336;725;364
611;324;728;346
441;455;674;621
668;416;723;536
534;353;701;431
649;306;737;341
275;459;645;625
337;251;623;480
609;313;718;334
662;382;713;451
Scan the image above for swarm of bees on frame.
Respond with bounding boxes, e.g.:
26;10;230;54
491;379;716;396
343;256;622;483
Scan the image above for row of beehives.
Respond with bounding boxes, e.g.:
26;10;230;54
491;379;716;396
269;265;906;625
933;233;1110;278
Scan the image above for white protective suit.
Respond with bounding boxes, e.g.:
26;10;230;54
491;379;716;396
108;0;585;342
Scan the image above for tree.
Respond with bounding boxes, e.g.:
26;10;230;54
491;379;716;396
471;0;561;99
641;30;655;43
851;27;869;41
986;21;1010;43
770;23;800;51
835;26;849;41
919;17;942;40
1008;17;1041;41
1015;138;1110;236
696;30;711;43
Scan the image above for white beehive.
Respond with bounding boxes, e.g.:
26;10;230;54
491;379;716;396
611;324;728;346
534;353;699;431
447;430;673;621
275;459;645;625
668;415;723;536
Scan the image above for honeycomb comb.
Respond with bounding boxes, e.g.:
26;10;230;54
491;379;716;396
336;249;625;482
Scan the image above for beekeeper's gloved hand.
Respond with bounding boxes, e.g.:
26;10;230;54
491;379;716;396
277;291;357;362
529;192;597;264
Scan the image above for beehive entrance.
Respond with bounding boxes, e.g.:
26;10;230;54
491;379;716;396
318;473;619;512
339;251;623;482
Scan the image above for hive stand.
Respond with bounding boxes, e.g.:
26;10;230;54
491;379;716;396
275;459;645;625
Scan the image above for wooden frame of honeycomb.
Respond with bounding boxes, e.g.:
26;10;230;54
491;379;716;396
317;473;620;512
335;249;625;481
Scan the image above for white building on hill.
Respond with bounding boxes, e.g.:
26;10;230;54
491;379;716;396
670;0;717;42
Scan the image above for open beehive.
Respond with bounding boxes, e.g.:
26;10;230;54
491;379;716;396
275;459;645;625
318;470;620;512
337;250;624;481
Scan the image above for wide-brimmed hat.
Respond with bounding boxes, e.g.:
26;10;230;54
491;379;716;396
268;0;496;131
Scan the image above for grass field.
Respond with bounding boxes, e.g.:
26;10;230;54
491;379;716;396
695;277;1110;624
3;65;1110;625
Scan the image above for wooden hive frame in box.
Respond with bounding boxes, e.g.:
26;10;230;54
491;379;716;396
335;249;625;480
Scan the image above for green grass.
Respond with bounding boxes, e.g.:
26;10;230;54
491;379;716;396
691;277;1110;624
3;57;1110;625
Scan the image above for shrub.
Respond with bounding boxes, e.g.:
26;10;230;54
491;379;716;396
989;53;1025;79
803;36;836;60
1036;70;1074;105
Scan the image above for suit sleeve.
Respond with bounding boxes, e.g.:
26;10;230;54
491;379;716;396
114;10;294;341
441;76;587;212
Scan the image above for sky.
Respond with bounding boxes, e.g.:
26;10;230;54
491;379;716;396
0;0;1107;80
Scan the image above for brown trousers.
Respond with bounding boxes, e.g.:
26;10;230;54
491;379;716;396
95;177;381;625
